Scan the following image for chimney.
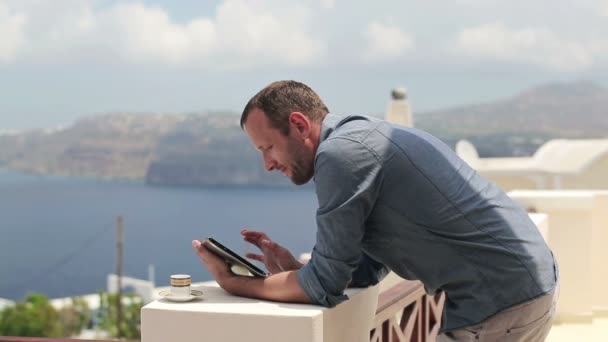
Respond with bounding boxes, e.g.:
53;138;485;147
385;87;413;127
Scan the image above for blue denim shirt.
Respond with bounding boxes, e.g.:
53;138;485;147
297;114;558;332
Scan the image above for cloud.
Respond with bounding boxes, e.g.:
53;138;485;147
211;0;325;67
2;0;606;72
95;3;216;65
602;0;608;16
319;0;336;10
362;21;414;63
454;22;593;71
0;0;326;68
0;2;26;62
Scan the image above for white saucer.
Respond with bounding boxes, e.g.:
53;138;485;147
159;289;203;302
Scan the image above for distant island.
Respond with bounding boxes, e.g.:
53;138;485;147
0;80;606;187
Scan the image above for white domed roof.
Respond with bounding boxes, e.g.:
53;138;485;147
456;140;479;167
533;139;608;173
466;139;608;175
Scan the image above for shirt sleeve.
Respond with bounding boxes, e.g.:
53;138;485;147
297;137;384;307
349;253;389;288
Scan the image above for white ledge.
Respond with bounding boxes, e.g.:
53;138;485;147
509;190;596;210
141;281;379;342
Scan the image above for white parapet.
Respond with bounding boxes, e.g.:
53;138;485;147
590;191;608;314
529;213;549;242
141;281;380;342
107;273;155;303
508;190;608;323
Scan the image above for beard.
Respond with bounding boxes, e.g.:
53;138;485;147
289;158;314;185
286;136;314;185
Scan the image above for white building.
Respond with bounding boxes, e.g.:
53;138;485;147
0;298;14;311
457;139;608;191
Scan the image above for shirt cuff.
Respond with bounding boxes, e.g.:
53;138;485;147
297;262;349;308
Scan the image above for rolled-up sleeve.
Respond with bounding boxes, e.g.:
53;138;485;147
349;253;389;288
297;137;384;307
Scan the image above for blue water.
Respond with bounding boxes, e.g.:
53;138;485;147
0;169;318;301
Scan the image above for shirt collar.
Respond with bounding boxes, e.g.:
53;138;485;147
319;113;344;144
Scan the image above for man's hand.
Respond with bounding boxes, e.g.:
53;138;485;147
192;238;312;305
192;239;234;288
241;229;303;274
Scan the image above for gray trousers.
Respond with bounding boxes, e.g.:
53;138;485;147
437;285;558;342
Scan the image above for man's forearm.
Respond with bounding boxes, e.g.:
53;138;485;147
223;270;312;304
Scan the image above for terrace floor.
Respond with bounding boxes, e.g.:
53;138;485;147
547;316;608;341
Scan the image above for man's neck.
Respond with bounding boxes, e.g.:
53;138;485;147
309;121;322;155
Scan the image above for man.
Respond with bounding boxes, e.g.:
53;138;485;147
193;80;559;341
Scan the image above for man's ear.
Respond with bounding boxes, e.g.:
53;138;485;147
289;112;311;137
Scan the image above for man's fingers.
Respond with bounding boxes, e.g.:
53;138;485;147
192;240;205;254
192;239;207;256
243;234;273;251
261;239;277;251
243;236;265;250
241;229;261;237
243;236;259;244
193;240;221;263
241;228;263;235
192;240;232;281
241;229;270;241
246;253;265;262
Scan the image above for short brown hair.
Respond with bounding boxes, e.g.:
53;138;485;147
241;80;330;135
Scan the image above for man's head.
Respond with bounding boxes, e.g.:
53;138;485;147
240;80;329;185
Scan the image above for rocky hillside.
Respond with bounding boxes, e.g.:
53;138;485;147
415;80;608;156
0;80;606;185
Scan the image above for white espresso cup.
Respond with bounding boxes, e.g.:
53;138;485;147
170;274;192;297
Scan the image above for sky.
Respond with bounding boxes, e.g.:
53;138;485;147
1;0;607;130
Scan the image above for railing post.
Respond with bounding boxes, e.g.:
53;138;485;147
371;281;445;342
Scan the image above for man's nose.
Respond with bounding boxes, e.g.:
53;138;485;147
263;155;276;171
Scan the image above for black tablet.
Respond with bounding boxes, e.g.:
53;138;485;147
204;238;268;277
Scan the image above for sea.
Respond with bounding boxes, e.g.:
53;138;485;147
0;169;318;301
